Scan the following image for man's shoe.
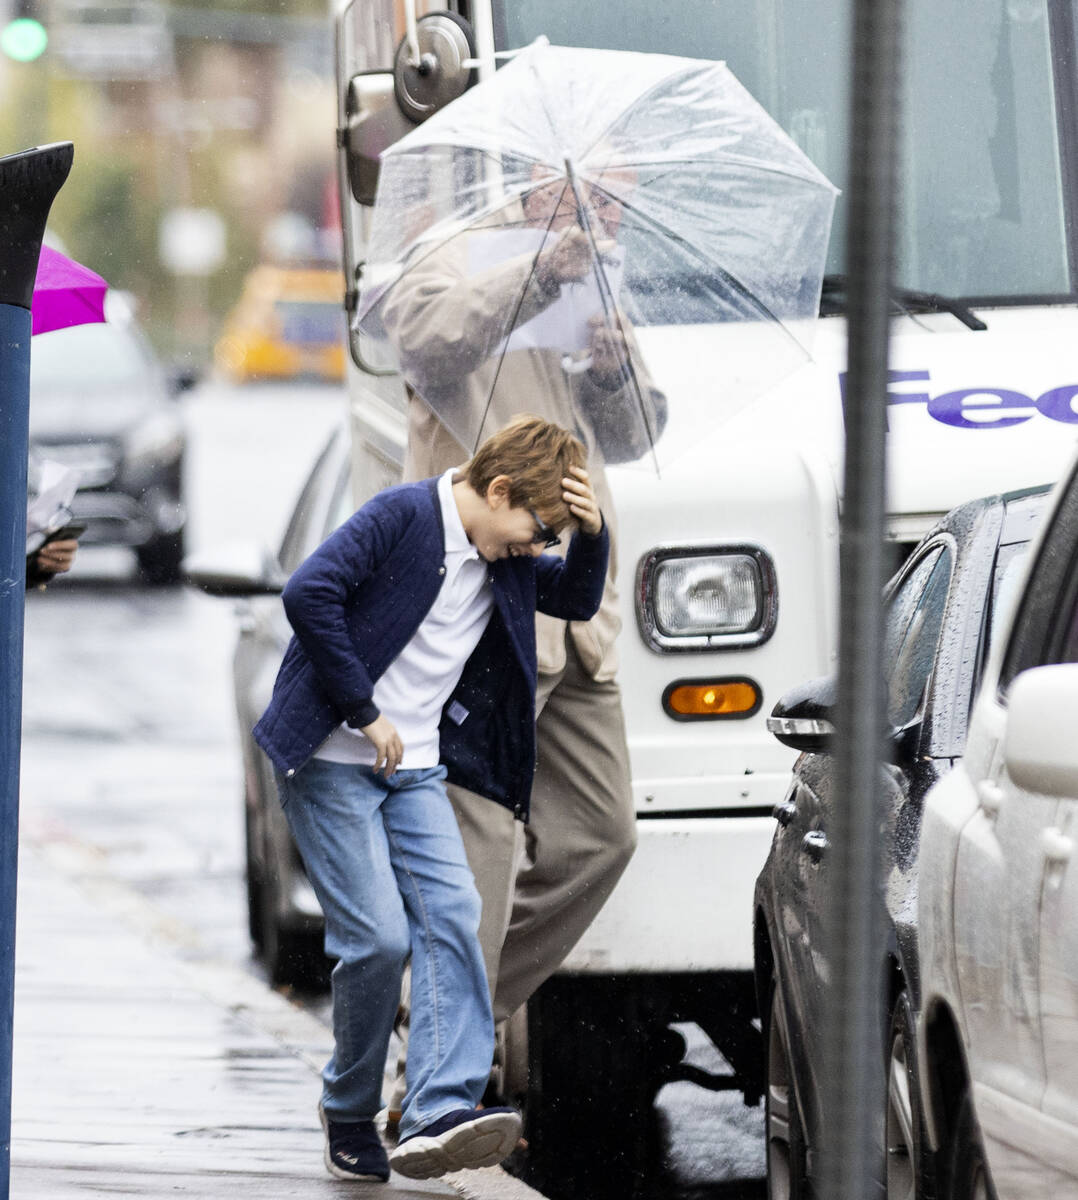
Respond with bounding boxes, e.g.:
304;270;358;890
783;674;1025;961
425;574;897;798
388;1106;522;1180
375;1106;402;1145
319;1104;390;1182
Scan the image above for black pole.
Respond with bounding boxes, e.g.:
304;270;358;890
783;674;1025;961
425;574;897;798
0;141;74;1200
820;0;903;1196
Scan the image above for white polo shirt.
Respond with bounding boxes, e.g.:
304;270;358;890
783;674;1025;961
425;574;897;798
314;469;493;769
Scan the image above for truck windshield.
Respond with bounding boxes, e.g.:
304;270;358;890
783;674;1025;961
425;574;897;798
494;0;1074;303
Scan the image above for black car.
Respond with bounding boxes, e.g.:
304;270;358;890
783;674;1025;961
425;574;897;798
28;299;190;584
752;486;1047;1200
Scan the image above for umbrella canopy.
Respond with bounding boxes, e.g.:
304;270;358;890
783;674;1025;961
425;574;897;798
31;245;108;336
356;40;838;470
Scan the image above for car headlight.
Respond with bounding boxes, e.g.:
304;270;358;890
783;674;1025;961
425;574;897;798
636;545;777;651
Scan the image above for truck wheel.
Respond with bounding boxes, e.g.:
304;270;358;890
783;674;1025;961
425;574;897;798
943;1088;996;1200
523;976;666;1200
885;990;928;1200
765;977;808;1200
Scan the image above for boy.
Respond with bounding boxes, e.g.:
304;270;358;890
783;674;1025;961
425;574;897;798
253;415;608;1182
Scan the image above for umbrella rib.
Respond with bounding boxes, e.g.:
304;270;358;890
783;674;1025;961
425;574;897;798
588;177;805;341
581;154;835;189
473;176;577;450
574;63;692;167
564;162;661;474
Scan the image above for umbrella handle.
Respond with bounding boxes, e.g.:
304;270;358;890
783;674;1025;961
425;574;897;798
561;353;594;376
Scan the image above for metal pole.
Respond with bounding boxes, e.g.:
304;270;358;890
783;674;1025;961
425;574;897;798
820;0;904;1195
0;141;73;1200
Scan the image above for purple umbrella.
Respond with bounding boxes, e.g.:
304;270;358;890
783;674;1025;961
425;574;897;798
31;244;108;335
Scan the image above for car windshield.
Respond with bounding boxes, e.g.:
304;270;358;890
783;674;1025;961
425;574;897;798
274;300;344;345
495;0;1073;302
29;322;155;396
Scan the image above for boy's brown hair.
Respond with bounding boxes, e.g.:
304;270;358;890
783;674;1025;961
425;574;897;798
464;414;587;530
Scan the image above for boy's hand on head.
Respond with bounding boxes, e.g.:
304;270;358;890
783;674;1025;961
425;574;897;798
361;714;404;776
562;467;602;536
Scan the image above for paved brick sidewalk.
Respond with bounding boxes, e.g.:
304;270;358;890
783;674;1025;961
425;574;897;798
10;830;543;1200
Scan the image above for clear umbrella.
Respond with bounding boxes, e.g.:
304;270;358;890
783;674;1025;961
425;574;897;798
356;39;838;470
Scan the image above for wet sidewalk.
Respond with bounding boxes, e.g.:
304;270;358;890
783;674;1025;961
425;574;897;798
10;827;543;1200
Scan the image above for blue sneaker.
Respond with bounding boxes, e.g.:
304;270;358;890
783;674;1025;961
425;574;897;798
319;1104;390;1182
388;1106;522;1180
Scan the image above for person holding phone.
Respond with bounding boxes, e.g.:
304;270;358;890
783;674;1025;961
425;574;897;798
26;526;81;588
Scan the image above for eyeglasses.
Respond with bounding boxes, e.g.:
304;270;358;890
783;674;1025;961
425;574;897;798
529;510;562;549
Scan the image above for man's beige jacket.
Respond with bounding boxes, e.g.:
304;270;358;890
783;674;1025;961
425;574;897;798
382;232;664;683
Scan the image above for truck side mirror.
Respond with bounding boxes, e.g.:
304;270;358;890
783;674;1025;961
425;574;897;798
342;71;414;206
341;12;475;206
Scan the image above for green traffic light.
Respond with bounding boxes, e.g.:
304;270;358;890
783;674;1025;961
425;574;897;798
1;17;48;62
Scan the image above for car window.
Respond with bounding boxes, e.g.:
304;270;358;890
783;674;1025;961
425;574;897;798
1000;465;1078;692
986;543;1030;661
325;466;356;537
274;300;345;345
884;545;953;730
279;434;342;572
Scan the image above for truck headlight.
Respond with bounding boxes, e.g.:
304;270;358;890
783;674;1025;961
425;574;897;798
636;545;777;651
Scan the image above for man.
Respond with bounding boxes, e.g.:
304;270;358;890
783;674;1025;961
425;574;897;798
381;162;665;1074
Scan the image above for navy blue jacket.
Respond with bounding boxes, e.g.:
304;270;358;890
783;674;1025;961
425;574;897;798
253;477;609;820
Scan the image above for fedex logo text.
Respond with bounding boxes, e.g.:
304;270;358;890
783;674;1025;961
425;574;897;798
838;370;1078;429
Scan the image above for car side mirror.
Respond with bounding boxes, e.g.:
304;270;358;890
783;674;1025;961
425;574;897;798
182;543;287;597
1003;663;1078;797
767;675;836;754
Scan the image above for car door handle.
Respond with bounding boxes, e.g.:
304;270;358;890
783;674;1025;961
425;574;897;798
977;779;1004;817
773;801;797;827
801;830;829;862
1041;827;1074;865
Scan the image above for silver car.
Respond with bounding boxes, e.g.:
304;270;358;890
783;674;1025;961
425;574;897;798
186;428;352;985
916;450;1078;1200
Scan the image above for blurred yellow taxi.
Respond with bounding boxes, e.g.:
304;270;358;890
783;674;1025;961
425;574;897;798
214;266;346;384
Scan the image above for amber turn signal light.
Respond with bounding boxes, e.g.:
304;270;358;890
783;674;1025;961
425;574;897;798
662;678;762;721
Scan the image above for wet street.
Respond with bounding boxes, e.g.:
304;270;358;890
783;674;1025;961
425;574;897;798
18;381;765;1199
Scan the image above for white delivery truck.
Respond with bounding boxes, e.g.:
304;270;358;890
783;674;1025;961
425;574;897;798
331;0;1078;1190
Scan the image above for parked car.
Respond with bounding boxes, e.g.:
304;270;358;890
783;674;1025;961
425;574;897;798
28;295;189;584
184;427;353;985
754;485;1049;1199
916;452;1078;1200
213;265;346;384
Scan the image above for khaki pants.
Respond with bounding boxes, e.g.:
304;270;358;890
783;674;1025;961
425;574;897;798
391;635;637;1104
462;635;637;1022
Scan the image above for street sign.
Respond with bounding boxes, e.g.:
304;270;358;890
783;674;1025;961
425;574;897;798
49;0;172;78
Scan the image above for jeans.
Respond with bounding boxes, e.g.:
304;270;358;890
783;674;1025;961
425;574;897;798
277;758;493;1137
